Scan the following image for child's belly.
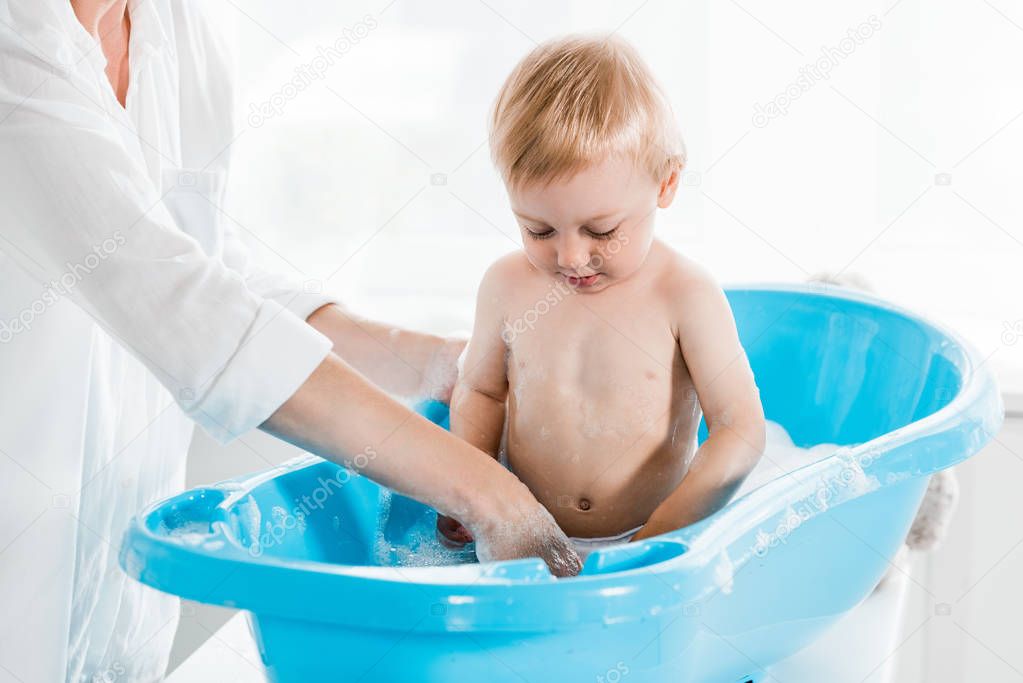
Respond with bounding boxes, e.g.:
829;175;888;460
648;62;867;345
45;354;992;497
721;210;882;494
505;356;701;538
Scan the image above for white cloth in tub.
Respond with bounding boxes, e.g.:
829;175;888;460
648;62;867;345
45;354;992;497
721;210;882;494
570;526;643;562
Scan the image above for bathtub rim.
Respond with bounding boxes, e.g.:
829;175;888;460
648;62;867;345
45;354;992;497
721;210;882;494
119;282;1004;630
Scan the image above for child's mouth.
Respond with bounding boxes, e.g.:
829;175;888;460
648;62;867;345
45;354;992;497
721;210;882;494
563;273;601;288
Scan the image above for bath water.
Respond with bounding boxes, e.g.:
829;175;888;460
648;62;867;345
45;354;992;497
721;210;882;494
371;420;840;568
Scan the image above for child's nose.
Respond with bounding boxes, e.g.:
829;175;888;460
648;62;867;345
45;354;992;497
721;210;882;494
556;238;591;272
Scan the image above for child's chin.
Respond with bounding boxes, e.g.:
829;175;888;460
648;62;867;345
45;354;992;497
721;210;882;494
575;281;610;293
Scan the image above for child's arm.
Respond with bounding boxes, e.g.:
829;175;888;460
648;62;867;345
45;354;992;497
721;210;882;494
437;261;513;543
451;260;513;455
632;267;766;541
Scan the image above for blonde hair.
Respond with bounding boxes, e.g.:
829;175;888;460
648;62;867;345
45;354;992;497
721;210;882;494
490;35;686;189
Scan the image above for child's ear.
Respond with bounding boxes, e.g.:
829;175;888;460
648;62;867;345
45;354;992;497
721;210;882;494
657;165;681;208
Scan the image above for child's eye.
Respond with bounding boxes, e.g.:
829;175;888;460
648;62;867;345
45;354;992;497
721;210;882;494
524;226;556;240
586;224;620;240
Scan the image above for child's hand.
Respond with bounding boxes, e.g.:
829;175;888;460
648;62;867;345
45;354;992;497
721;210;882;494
436;514;474;547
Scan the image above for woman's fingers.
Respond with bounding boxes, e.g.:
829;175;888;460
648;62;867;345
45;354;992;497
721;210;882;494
472;506;582;578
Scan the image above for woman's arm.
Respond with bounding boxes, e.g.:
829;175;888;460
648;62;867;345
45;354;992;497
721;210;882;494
306;304;465;402
0;49;579;576
263;351;580;575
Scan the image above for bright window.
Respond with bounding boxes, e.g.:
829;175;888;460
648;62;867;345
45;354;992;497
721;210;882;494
222;0;1022;395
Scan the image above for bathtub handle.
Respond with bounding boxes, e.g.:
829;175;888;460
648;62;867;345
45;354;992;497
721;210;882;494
580;539;688;576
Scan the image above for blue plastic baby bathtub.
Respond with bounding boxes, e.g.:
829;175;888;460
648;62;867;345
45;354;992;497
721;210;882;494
121;284;1003;683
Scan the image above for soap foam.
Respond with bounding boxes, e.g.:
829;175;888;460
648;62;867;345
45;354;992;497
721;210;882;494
366;421;851;576
733;420;843;499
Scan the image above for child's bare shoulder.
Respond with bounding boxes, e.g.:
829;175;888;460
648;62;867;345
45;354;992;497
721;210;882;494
478;250;547;304
651;243;729;334
482;250;534;281
653;242;721;299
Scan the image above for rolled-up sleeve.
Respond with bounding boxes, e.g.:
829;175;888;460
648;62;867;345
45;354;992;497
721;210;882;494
0;57;331;444
219;221;342;324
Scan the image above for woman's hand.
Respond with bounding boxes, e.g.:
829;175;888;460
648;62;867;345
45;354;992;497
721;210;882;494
438;489;583;578
263;352;582;578
442;497;582;577
418;336;467;404
467;494;583;578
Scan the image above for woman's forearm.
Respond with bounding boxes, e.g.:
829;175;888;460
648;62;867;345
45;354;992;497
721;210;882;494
261;352;524;529
306;303;462;400
261;351;583;576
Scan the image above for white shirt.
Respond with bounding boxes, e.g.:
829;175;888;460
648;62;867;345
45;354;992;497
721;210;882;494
0;1;336;680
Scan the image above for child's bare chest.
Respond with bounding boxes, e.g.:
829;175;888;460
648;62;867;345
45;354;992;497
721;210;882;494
505;287;684;407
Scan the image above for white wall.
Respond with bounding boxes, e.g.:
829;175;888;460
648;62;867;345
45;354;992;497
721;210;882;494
219;0;1021;385
895;415;1023;681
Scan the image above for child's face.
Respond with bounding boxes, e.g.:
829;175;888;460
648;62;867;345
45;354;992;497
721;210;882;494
509;155;679;293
